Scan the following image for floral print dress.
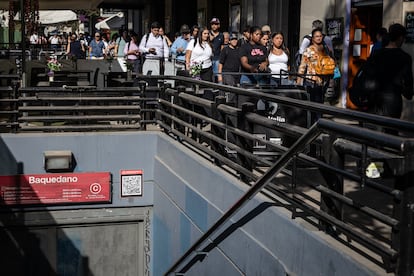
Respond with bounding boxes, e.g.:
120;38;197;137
297;44;326;86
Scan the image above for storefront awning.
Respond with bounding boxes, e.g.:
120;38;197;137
0;10;77;27
352;0;382;7
95;12;124;30
0;0;148;10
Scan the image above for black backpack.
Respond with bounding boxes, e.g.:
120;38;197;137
294;35;312;70
348;57;379;110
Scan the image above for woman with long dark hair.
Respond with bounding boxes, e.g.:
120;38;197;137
239;26;269;87
124;32;142;73
185;26;213;81
268;31;291;86
296;28;331;104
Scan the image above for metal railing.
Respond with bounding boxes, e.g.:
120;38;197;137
0;75;414;274
146;76;413;275
17;86;143;131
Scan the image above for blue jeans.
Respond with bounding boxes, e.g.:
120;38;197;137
212;59;220;82
270;77;295;86
240;74;269;86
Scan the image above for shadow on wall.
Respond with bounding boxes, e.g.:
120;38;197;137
0;137;94;276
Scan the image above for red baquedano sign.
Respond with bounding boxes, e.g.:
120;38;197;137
0;172;111;205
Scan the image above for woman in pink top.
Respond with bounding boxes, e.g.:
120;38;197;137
124;33;141;73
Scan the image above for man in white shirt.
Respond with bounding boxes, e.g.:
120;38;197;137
49;33;61;51
139;21;170;75
298;19;333;56
30;32;39;44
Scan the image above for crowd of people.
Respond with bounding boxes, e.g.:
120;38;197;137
28;18;413;124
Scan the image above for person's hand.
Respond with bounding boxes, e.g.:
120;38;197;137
258;62;267;72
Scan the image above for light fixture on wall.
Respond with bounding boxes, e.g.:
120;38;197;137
43;150;74;172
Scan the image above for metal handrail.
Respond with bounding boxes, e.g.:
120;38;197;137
151;75;414;133
163;119;322;275
2;74;414;273
164;118;410;275
144;76;414;274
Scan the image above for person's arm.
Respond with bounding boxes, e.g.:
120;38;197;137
165;36;173;48
296;49;309;85
240;56;257;73
257;56;269;72
163;38;170;60
66;42;72;55
124;43;139;58
185;50;192;70
323;35;334;56
217;49;227;83
101;42;107;56
170;40;183;56
114;39;119;57
123;42;129;57
170;40;178;55
217;63;224;83
138;35;149;54
298;36;310;54
185;39;195;70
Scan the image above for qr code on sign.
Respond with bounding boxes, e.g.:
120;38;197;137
121;175;142;196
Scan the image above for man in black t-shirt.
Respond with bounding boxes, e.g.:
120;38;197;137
210;17;224;82
218;33;241;104
218;33;240;86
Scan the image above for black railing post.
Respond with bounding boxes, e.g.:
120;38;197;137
156;82;170;123
160;87;177;134
393;167;414;275
186;87;199;141
138;80;148;130
175;86;187;137
239;102;255;181
211;96;226;165
12;82;19;133
319;134;344;231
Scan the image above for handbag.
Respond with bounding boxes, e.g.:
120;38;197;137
333;66;341;79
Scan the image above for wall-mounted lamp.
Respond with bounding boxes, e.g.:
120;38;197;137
43;150;74;172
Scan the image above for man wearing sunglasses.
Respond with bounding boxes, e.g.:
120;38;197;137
88;32;106;59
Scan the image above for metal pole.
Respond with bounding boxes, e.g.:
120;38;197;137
20;0;26;87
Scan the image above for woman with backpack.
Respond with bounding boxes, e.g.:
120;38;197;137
296;28;335;104
124;32;142;73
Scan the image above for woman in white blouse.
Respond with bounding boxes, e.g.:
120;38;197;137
185;26;213;81
268;31;291;86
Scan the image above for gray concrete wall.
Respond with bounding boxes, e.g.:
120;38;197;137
152;135;379;276
299;0;339;43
